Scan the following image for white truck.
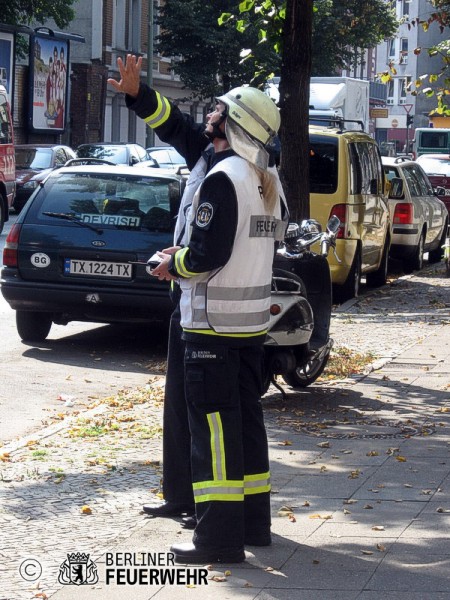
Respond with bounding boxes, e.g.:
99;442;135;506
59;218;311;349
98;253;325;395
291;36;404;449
309;77;370;132
265;76;370;132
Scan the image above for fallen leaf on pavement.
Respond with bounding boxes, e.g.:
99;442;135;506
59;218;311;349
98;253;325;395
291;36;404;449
349;469;361;479
81;505;92;514
278;505;295;516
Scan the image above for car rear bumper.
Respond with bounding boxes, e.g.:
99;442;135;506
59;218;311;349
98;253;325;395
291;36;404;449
1;271;172;324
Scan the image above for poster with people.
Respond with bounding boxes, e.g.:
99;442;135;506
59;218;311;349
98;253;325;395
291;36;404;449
0;31;14;98
30;35;68;132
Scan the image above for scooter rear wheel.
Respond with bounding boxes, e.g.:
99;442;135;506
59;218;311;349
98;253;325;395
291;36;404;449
282;345;331;388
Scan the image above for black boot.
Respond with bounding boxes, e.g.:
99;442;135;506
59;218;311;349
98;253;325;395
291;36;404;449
142;501;194;517
170;542;245;564
181;515;197;529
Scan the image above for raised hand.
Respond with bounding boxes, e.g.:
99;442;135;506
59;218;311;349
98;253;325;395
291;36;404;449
107;54;142;98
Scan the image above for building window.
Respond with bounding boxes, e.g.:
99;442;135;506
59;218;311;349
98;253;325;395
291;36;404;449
399;78;407;104
387;79;394;104
115;0;126;50
387;38;396;60
130;0;141;52
400;38;408;64
402;0;410;17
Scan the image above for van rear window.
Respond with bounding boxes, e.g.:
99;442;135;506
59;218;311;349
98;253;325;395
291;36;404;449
420;131;448;150
309;136;338;194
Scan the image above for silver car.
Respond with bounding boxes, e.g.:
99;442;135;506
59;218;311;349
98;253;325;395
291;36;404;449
382;157;448;273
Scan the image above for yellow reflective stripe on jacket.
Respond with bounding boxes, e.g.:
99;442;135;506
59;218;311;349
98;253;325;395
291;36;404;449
144;92;171;129
244;471;271;495
192;480;244;503
174;247;196;278
207;412;226;482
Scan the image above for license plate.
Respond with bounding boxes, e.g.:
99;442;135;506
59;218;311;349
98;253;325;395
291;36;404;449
64;259;132;279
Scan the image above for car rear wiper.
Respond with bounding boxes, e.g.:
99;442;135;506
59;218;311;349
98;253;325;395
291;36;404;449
42;212;104;234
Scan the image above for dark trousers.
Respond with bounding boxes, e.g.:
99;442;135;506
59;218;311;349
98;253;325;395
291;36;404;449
161;305;194;507
184;341;271;550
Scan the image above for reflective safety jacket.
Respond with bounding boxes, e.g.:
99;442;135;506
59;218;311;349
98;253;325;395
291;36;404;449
176;155;285;338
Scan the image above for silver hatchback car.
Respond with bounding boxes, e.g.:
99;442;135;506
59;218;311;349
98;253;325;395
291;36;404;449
382;157;448;273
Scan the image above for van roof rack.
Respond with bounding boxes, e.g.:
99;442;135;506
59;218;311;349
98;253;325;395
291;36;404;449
309;116;365;132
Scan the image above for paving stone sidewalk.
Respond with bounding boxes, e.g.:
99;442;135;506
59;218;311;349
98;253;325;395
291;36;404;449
0;263;449;600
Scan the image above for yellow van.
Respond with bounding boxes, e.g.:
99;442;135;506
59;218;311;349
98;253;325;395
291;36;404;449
309;124;391;301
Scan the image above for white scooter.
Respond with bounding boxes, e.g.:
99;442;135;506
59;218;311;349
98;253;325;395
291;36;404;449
264;215;340;393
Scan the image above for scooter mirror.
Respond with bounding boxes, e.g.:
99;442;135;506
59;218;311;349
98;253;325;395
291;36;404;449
327;215;341;234
300;219;322;234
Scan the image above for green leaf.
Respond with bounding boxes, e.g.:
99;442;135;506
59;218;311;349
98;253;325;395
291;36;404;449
258;28;268;42
239;0;254;14
218;13;232;26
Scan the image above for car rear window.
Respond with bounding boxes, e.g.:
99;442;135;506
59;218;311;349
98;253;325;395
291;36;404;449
76;145;128;164
309;136;338;194
16;148;53;169
35;172;179;232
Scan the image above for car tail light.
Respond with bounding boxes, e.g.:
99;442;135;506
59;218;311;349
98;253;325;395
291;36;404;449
3;223;21;267
393;203;413;225
329;204;346;238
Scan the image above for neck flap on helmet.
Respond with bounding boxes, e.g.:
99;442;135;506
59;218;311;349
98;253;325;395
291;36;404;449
225;119;270;171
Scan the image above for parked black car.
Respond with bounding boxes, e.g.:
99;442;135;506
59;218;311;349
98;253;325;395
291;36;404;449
75;142;150;166
14;144;76;212
1;164;185;341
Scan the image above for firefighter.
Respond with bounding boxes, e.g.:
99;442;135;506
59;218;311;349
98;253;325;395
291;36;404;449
108;55;212;520
109;56;286;564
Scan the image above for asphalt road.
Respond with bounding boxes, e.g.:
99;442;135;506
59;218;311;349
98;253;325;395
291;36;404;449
0;213;168;445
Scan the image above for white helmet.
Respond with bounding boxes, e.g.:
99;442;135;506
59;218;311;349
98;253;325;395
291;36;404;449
217;86;280;145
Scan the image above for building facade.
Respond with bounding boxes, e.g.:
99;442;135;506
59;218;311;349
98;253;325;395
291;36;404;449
8;0;450;152
374;0;449;153
13;0;207;149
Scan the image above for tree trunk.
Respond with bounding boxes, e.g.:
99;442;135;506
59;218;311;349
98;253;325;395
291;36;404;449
278;0;313;223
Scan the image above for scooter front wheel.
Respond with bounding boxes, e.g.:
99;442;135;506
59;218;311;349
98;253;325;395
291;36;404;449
282;345;331;388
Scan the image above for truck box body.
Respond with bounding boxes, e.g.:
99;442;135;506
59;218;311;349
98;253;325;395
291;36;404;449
265;76;370;132
309;77;370;132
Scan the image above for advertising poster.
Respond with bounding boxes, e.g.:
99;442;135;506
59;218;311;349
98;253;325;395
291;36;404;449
29;35;69;132
0;31;14;98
